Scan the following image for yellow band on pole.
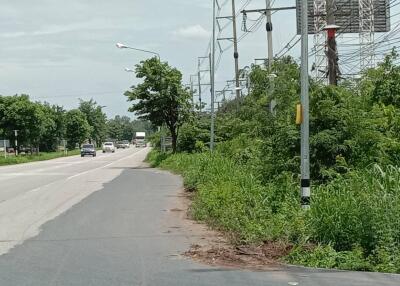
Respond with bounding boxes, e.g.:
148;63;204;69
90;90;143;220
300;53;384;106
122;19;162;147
296;104;303;125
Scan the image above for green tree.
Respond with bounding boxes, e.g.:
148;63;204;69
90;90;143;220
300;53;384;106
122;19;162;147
362;50;400;107
38;104;66;151
0;95;45;149
124;58;191;152
107;116;153;141
78;99;107;145
107;115;131;140
65;109;91;149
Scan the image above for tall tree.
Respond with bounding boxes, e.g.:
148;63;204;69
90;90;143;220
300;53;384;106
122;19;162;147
124;58;191;152
38;103;66;151
79;99;107;145
65;109;91;149
107;115;131;140
0;95;45;148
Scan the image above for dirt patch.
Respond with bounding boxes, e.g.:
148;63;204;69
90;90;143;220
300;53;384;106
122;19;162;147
165;187;290;271
184;241;292;271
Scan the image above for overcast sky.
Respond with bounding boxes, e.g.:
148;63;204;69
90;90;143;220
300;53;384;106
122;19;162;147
0;0;300;117
5;0;391;118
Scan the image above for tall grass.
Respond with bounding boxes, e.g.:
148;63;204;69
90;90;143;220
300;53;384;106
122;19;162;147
0;150;80;166
151;151;304;243
149;150;400;273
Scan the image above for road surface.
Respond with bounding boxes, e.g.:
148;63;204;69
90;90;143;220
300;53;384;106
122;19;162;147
0;147;398;285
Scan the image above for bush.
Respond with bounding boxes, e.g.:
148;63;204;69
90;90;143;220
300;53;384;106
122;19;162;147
153;150;304;243
287;245;373;271
309;165;400;254
148;148;400;273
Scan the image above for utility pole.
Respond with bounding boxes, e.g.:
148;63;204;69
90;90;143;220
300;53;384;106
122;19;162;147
3;139;6;159
209;52;213;97
326;0;339;85
210;0;216;152
197;56;210;113
265;0;276;112
265;0;273;69
231;0;241;107
197;59;202;113
190;75;196;111
13;130;19;156
300;0;310;209
242;4;297;113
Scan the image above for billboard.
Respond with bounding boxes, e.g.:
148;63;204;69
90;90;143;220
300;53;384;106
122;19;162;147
296;0;391;34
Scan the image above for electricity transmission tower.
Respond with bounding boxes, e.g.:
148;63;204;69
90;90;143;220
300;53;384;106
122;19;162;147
313;0;328;84
359;0;375;71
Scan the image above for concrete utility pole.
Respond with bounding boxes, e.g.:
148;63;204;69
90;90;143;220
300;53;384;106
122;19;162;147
210;0;216;151
197;59;202;113
242;4;299;113
326;0;339;85
231;0;241;106
190;74;197;111
265;0;273;69
265;0;276;112
209;53;213;96
300;0;310;209
13;130;18;156
3;139;6;159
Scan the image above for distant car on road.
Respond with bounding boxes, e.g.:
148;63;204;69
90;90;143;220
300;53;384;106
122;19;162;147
102;142;115;153
122;140;130;148
81;144;96;157
116;141;130;149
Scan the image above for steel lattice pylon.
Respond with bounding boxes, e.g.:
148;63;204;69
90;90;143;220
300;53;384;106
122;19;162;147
313;0;328;84
359;0;375;71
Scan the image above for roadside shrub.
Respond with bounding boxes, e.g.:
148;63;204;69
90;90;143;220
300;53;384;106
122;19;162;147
157;151;304;243
287;245;373;271
309;165;400;254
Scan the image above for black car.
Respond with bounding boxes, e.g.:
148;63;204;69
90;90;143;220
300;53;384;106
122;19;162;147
81;144;96;157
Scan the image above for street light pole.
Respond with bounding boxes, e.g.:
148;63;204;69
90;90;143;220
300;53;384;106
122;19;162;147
300;0;310;209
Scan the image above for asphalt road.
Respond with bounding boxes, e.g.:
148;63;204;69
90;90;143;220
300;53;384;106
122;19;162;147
0;148;398;285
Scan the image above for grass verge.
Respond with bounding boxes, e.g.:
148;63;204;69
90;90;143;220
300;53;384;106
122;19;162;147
0;150;81;166
147;150;400;273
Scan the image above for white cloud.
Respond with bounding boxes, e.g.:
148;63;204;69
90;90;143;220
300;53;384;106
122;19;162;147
172;25;210;40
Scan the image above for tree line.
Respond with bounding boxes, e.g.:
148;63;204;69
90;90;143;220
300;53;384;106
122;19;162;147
0;95;152;152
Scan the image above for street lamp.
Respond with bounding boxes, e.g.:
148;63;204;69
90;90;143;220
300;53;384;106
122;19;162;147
125;68;134;73
116;42;160;60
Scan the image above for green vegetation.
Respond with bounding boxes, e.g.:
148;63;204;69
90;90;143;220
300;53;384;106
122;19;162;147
0;94;153;157
125;57;192;152
107;116;153;141
0;150;81;166
147;51;400;273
